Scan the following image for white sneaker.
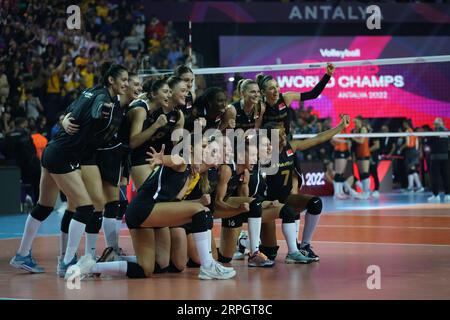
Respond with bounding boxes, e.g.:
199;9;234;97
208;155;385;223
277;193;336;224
64;255;96;280
427;195;440;203
444;195;450;203
415;187;425;193
355;181;363;190
215;261;235;273
371;191;380;199
198;261;236;280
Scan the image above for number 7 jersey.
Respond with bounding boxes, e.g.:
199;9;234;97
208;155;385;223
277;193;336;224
265;143;299;202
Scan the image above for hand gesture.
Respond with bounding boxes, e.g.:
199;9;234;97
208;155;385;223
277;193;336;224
62;113;80;135
146;144;165;166
326;63;335;76
238;202;250;213
339;114;350;128
200;194;211;206
155;114;168;128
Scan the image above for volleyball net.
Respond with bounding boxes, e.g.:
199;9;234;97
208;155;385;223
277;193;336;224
139;54;450;139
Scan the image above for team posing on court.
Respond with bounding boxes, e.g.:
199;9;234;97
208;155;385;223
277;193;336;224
10;62;358;280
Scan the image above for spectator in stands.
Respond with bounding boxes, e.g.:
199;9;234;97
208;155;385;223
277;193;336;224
20;90;44;121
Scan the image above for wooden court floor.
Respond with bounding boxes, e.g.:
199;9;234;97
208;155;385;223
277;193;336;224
1;204;450;300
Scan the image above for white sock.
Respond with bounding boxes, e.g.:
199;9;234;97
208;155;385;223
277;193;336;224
119;255;137;263
362;178;371;194
103;217;118;251
413;173;422;188
63;219;86;265
247;217;262;254
333;181;338;196
192;231;213;267
91;261;128;276
295;219;300;242
18;215;41;256
282;223;298;254
85;232;98;258
301;213;321;247
115;219;122;248
408;174;414;189
59;232;68;257
344;181;357;197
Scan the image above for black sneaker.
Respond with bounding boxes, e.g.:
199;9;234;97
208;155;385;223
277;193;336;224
299;244;320;262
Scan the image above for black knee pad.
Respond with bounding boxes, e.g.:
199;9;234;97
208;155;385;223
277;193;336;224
117;200;128;220
280;205;297;224
153;262;169;274
222;216;244;228
167;260;184;273
85;211;103;233
104;201;120;219
360;172;370;180
30;204;53;222
217;249;233;263
186;258;201;268
60;210;75;233
259;245;279;261
248;199;262;218
88;211;103;233
181;223;192;235
206;211;214;230
191;210;210;233
73;205;94;224
334;173;344;182
408;169;416;175
306;197;322;215
126;262;147;278
295;214;300;221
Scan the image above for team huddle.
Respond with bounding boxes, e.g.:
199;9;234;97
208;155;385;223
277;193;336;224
10;62;352;280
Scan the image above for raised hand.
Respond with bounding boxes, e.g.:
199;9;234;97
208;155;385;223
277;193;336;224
326;63;336;76
146;144;166;166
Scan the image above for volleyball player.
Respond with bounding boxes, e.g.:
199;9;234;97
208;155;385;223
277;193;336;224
400;119;424;193
230;79;264;132
174;65;196;131
193;87;229;131
10;63;129;274
65;141;236;280
351;116;371;199
256;63;335;138
256;115;350;262
331;129;351;199
60;73;143;272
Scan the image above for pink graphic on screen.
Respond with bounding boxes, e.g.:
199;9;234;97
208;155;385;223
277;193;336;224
219;36;450;128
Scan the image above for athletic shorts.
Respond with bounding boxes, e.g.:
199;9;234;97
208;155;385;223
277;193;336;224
130;152;148;167
96;148;124;186
334;151;350;159
405;148;419;168
41;145;80;174
356;156;370;161
80;148;124;186
125;185;156;229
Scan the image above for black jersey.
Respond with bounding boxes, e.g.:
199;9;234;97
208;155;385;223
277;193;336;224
262;93;291;135
195;105;222;131
128;100;181;165
140;165;190;202
48;86;120;161
232;100;260;132
248;165;267;198
180;91;195;132
223;161;240;199
265;143;296;202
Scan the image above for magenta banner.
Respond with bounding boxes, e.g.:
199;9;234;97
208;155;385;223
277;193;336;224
144;1;450;24
219;36;450;129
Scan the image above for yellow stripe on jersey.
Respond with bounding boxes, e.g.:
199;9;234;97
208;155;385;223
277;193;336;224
183;173;200;199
